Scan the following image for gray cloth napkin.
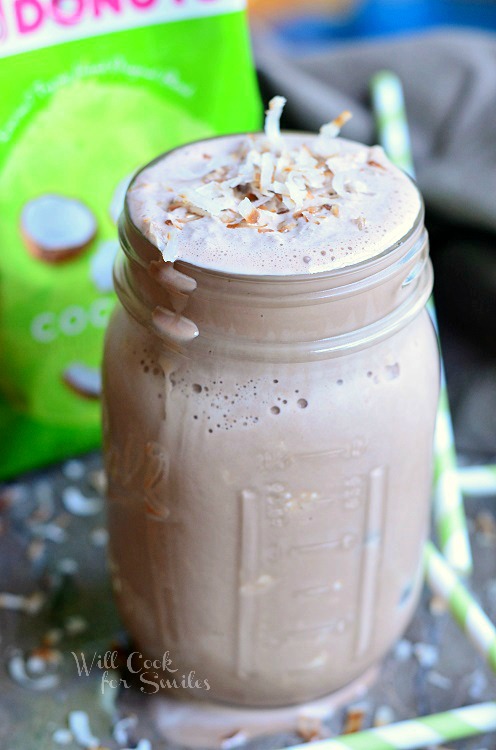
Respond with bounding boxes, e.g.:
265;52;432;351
254;28;496;233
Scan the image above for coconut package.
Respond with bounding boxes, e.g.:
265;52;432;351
0;0;261;479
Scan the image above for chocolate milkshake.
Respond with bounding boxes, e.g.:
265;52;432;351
102;99;439;706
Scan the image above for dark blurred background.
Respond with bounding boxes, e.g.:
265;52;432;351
249;0;496;465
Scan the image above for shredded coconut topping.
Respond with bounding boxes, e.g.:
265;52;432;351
128;97;421;275
133;100;377;236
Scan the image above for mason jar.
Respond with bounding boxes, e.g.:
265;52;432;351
102;145;439;707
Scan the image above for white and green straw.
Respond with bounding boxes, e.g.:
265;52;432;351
458;464;496;496
281;541;496;750
285;702;496;750
370;71;415;177
370;70;472;576
425;540;496;672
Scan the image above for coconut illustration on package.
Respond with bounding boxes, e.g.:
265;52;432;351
21;194;97;263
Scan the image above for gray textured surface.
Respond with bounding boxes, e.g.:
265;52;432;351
0;448;495;749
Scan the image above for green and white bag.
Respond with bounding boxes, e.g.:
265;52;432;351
0;0;261;478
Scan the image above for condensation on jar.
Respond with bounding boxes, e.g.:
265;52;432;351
102;179;439;708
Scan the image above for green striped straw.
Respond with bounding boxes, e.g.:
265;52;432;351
284;702;496;750
370;71;415;177
370;70;472;576
427;299;472;575
425;540;496;672
458;464;496;496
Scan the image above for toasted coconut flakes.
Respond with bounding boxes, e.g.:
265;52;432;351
368;145;388;167
238;197;260;225
264;95;286;144
343;704;367;734
368;160;386;169
150;99;384;240
259;152;276;193
319;110;352;140
286;172;308;208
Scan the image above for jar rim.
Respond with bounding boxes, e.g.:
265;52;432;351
123;131;425;284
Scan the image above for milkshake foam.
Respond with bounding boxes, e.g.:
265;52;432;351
128;99;421;276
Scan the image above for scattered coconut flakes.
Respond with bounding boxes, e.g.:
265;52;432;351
220;730;248;750
475;511;496;544
343;703;368;734
468;668;488;699
8;651;59;690
0;590;46;615
427;671;452;690
62;487;103;517
394;638;413;662
132;741;152;750
27;646;62;671
63;459;86;481
57;557;79;576
90;527;109;547
413;642;439;669
373;705;395;727
88;469;107;495
113;715;138;746
296;714;327;741
429;594;448;616
353;216;367;231
31;479;55;523
65;615;88;636
0;484;29;511
30;522;67;543
53;728;74;745
43;628;64;647
27;538;46;564
68;711;100;749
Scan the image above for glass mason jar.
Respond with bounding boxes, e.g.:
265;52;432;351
102;156;439;707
